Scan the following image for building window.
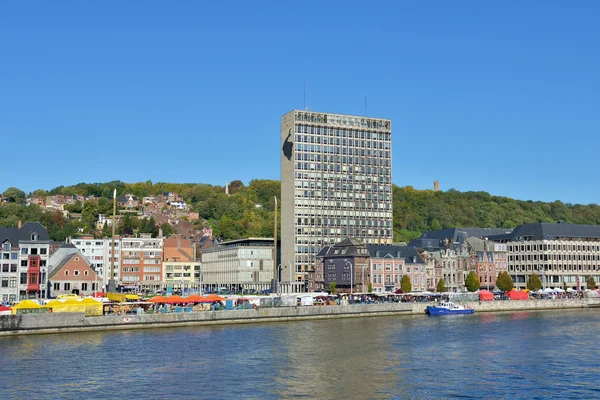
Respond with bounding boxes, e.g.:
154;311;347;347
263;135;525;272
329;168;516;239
53;282;60;290
40;248;47;255
9;278;16;288
82;283;88;291
2;243;9;251
74;271;79;276
20;273;27;285
65;271;69;276
21;260;27;267
84;270;89;276
64;283;71;291
1;278;8;288
21;248;28;255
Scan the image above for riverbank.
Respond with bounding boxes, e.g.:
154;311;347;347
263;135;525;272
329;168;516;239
1;298;598;336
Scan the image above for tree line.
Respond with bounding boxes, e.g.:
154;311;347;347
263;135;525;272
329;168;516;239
2;181;600;243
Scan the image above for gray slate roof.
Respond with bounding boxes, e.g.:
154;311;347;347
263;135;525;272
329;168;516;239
0;222;49;245
367;245;425;264
316;237;367;258
0;228;19;246
490;222;600;242
420;228;513;243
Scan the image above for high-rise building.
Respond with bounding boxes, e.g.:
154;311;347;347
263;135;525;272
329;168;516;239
281;110;393;286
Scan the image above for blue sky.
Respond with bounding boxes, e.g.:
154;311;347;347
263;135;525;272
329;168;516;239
1;1;599;204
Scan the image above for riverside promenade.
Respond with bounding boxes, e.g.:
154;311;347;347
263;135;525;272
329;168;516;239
1;297;599;336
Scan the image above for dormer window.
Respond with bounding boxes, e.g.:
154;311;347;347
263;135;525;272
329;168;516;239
31;233;38;241
2;242;10;251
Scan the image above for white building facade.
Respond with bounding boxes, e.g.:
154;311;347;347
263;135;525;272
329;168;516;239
489;223;600;290
202;238;276;292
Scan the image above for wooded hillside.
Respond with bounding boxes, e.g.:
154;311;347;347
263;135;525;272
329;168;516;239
2;181;599;243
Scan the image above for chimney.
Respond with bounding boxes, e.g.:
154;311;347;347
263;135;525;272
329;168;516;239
433;181;440;191
225;181;229;196
18;220;22;229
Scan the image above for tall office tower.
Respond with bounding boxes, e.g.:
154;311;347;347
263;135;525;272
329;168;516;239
281;110;393;287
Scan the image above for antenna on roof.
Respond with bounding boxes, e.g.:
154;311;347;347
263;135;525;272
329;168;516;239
364;93;367;116
304;81;308;110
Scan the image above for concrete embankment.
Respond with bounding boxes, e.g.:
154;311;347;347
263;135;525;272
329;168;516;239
1;298;598;336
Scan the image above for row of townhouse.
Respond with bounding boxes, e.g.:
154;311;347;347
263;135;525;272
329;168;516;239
311;238;429;293
312;223;600;294
311;231;510;293
0;222;50;302
61;234;201;295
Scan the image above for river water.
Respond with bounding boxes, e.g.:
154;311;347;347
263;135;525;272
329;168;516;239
0;309;599;399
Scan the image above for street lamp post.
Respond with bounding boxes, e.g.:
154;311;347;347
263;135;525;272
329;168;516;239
107;189;117;293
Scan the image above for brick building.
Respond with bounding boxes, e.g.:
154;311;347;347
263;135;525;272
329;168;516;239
48;252;100;297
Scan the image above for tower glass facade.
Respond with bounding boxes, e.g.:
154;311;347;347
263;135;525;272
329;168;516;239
281;110;393;285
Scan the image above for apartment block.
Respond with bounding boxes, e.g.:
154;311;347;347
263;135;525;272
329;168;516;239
281;110;393;287
120;235;163;290
70;236;105;281
162;234;201;293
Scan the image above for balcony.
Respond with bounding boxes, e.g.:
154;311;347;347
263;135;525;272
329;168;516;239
27;255;41;292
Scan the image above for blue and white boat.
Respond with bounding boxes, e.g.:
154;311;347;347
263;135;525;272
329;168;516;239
426;301;474;315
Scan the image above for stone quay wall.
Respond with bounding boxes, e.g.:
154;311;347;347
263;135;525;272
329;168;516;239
0;298;598;336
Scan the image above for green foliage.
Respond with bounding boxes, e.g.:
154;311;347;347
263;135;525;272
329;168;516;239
527;274;543;291
587;276;596;290
328;282;336;295
4;180;600;243
2;187;26;204
368;282;373;293
465;271;480;292
563;281;568;291
160;222;175;237
496;271;514;292
400;275;412;293
436;279;446;293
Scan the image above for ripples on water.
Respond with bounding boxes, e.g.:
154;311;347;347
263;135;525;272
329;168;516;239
0;309;599;399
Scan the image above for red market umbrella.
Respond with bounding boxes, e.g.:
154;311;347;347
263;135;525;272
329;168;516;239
148;296;167;303
184;294;205;303
165;295;186;304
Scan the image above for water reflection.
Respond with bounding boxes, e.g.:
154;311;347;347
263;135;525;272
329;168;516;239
1;309;600;399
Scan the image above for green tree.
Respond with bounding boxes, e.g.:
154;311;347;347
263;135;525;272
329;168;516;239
587;276;596;290
328;282;336;295
400;275;412;293
2;187;26;204
368;282;373;293
496;271;514;292
160;222;175;237
563;281;568;291
527;274;543;291
101;222;111;238
436;278;446;293
465;271;480;292
120;214;136;236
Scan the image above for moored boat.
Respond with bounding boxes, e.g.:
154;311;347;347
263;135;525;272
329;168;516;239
426;301;474;315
